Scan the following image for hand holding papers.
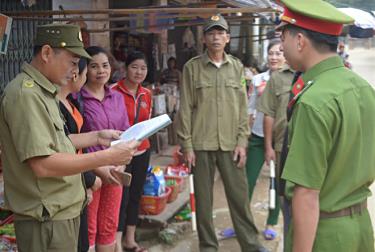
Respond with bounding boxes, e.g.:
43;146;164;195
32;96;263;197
111;114;172;146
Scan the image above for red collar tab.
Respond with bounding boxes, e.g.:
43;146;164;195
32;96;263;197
291;76;305;97
282;7;344;36
288;76;305;109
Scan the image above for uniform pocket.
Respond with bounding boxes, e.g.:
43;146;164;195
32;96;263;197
275;87;290;96
196;82;213;89
195;82;214;104
225;80;240;89
50;115;74;153
51;116;64;131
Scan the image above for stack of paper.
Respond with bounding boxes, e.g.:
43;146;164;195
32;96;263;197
111;114;172;145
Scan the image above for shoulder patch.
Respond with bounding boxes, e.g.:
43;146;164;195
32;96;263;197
23;79;35;88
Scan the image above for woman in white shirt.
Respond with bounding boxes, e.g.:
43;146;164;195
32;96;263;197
246;39;285;241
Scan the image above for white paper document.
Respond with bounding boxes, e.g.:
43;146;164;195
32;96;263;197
111;114;172;146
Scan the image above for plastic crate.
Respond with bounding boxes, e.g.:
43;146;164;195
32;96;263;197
140;187;171;215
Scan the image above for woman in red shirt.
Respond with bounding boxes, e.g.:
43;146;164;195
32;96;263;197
112;51;152;252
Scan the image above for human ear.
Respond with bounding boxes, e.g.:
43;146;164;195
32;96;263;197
296;33;306;52
40;45;53;63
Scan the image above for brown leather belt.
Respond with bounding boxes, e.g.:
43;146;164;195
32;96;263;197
320;201;367;219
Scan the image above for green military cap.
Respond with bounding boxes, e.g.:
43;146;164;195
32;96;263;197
34;23;91;59
204;14;229;32
276;0;354;36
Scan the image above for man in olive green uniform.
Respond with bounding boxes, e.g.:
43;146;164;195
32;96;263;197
176;15;265;252
0;24;138;252
276;0;375;251
256;64;294;239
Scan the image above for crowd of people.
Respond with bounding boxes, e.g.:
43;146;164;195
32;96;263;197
0;0;374;252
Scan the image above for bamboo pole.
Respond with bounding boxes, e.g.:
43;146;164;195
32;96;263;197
86;18;275;33
10;11;266;21
3;7;275;17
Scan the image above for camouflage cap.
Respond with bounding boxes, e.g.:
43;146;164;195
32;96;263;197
204;14;229;32
34;23;91;59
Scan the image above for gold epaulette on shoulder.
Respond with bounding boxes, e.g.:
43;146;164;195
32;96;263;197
22;78;35;88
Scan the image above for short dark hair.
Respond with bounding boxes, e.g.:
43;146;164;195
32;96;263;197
77;58;87;74
125;51;147;67
85;46;109;63
285;25;338;53
33;46;42;56
167;57;176;64
267;39;282;52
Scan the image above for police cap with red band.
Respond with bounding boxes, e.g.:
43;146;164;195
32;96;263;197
276;0;354;36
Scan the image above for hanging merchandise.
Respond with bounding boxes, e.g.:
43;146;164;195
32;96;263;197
0;14;12;55
153;43;160;71
21;0;36;7
182;27;196;49
168;44;176;59
162;53;168;70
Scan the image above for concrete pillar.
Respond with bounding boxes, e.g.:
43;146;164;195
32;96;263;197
52;0;109;49
90;0;109;49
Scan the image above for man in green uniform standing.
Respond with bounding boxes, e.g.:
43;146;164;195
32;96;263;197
0;24;138;252
176;15;265;252
276;0;375;251
256;63;294;239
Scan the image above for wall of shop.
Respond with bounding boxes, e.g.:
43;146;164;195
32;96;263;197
52;0;110;49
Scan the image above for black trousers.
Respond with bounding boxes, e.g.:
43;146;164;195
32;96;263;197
78;207;89;252
118;150;151;231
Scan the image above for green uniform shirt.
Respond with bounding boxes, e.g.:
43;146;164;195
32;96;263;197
0;63;86;221
257;65;294;152
281;56;375;212
176;51;249;152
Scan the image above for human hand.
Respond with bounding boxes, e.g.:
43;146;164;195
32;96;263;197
183;150;196;173
95;166;122;185
107;140;139;166
97;129;122;147
265;146;276;166
233;146;247;168
86;188;94;204
91;176;102;191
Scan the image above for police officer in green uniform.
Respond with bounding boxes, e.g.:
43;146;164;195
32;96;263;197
0;24;138;252
256;63;294;240
275;0;375;251
176;15;266;252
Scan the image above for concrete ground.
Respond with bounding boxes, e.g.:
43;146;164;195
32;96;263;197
142;147;281;252
138;47;375;252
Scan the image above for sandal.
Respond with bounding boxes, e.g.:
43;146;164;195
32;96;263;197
217;227;236;240
263;228;277;240
124;246;148;252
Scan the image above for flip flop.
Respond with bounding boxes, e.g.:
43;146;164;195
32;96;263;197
124;246;148;252
263;228;277;240
217;228;236;240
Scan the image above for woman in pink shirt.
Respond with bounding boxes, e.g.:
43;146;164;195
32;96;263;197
80;46;130;252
